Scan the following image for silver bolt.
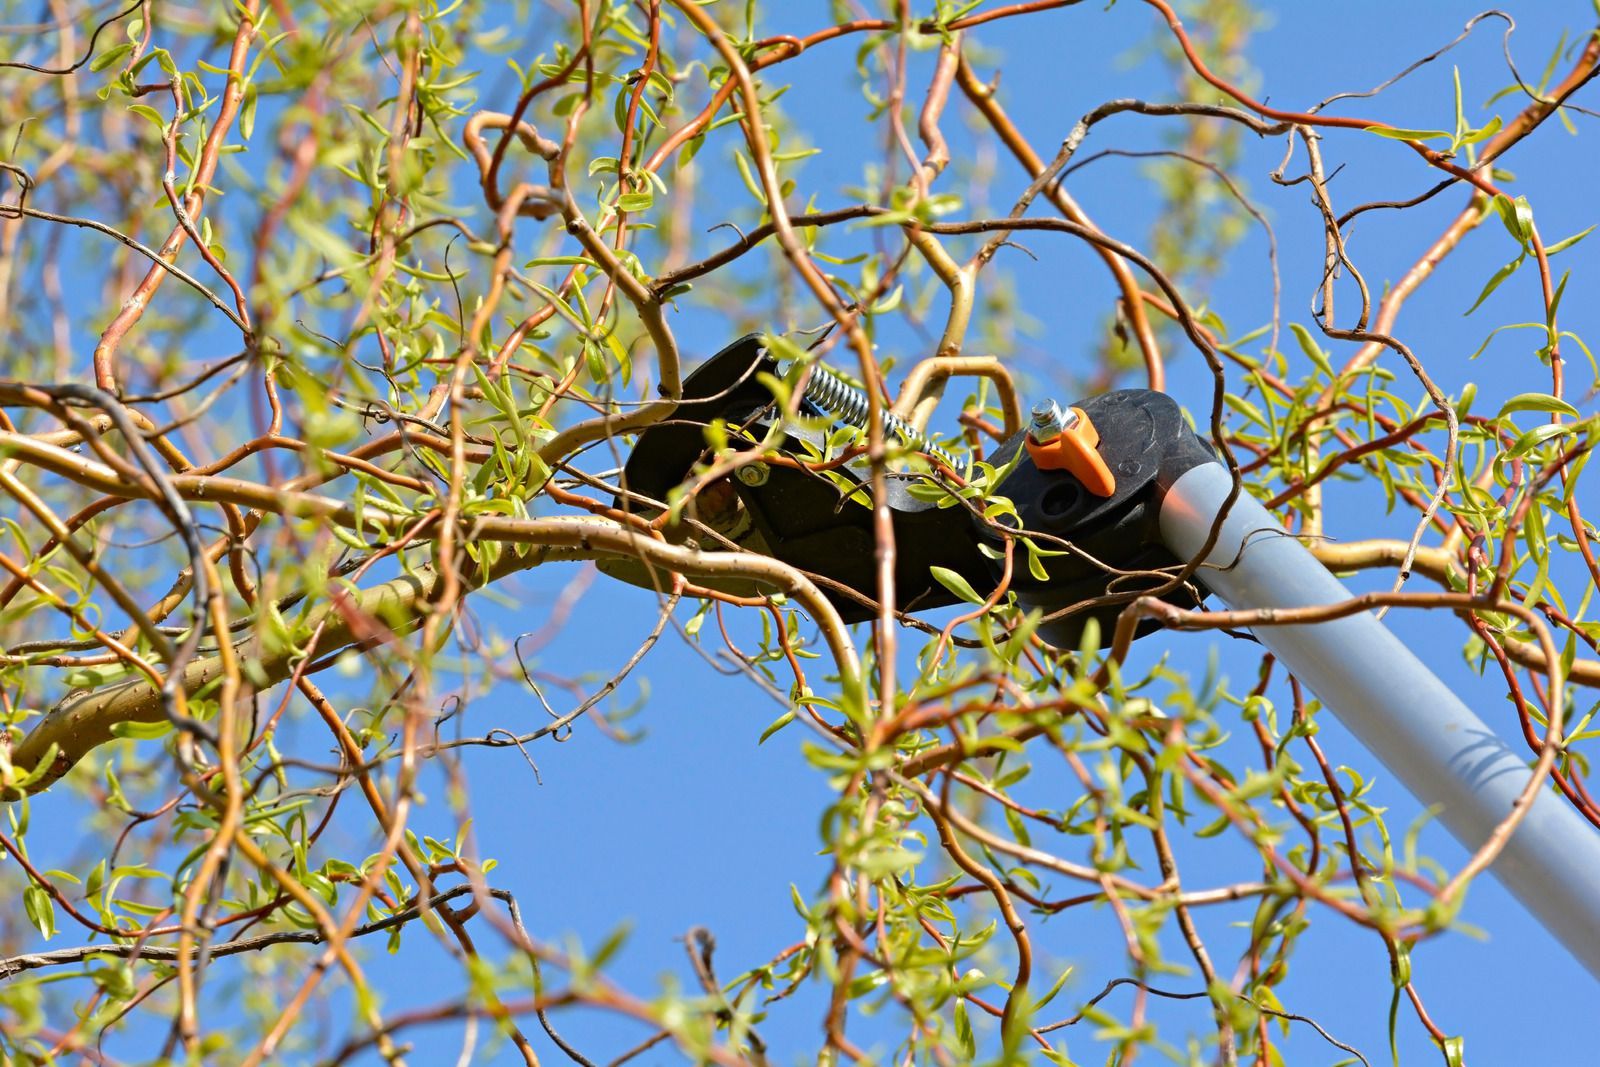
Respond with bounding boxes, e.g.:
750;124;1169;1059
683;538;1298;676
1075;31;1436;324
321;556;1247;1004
735;462;770;487
1029;399;1077;440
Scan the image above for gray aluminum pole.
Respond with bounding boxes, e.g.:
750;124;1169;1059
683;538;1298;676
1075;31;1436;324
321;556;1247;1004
1160;460;1600;978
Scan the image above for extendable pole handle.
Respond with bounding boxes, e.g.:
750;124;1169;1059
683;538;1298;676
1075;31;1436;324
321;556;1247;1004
1159;461;1600;978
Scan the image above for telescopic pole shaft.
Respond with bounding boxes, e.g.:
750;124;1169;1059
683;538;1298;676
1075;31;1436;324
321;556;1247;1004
1159;461;1600;978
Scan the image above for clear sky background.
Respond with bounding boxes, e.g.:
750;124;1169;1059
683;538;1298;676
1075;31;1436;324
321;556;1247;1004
13;1;1600;1063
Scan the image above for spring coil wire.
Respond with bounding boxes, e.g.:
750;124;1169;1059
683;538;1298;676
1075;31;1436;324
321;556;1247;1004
775;358;957;468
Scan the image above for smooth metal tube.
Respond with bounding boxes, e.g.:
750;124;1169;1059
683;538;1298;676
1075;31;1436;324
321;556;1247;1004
1160;461;1600;977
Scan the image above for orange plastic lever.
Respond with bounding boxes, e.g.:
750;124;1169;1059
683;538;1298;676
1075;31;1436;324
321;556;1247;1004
1024;407;1117;497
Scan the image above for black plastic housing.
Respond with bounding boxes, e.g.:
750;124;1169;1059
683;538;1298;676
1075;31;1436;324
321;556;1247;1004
983;389;1213;646
608;335;1213;645
608;334;991;621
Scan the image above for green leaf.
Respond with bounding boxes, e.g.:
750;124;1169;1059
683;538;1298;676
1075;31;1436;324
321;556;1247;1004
1223;393;1269;430
1457;115;1503;148
1467;321;1543;360
1498;393;1579;419
1507;422;1572;458
89;42;134;73
1034;965;1075;1010
1451;66;1467;144
954;1000;976;1057
24;884;56;939
240;86;257;141
1463;254;1523;315
1547;224;1596;256
110;720;175;740
126;104;167;131
731;149;765;204
869;284;903;315
1364;125;1451;141
1493;193;1534;243
616;190;653;213
929;566;983;605
1289;322;1334;378
590;923;630;970
758;710;795;744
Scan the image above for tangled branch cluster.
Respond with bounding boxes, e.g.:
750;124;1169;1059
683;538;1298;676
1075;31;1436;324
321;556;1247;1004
0;1;1596;1063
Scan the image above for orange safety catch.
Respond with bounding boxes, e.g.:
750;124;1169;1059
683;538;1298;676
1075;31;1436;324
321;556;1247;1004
1025;407;1117;497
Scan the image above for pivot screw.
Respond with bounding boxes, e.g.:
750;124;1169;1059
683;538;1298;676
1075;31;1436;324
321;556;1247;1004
1029;399;1078;440
736;462;770;487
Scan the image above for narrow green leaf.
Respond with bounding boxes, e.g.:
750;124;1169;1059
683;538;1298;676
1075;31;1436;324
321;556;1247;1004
1364;125;1451;141
1463;254;1523;315
616;190;653;213
1547;224;1596;256
110;720;175;740
1498;393;1579;419
89;42;134;73
1289;322;1334;378
23;885;56;939
930;566;983;605
1458;115;1503;147
759;710;796;744
1507;422;1572;458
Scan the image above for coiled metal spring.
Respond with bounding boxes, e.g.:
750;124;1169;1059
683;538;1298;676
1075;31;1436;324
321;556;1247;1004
775;358;957;467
